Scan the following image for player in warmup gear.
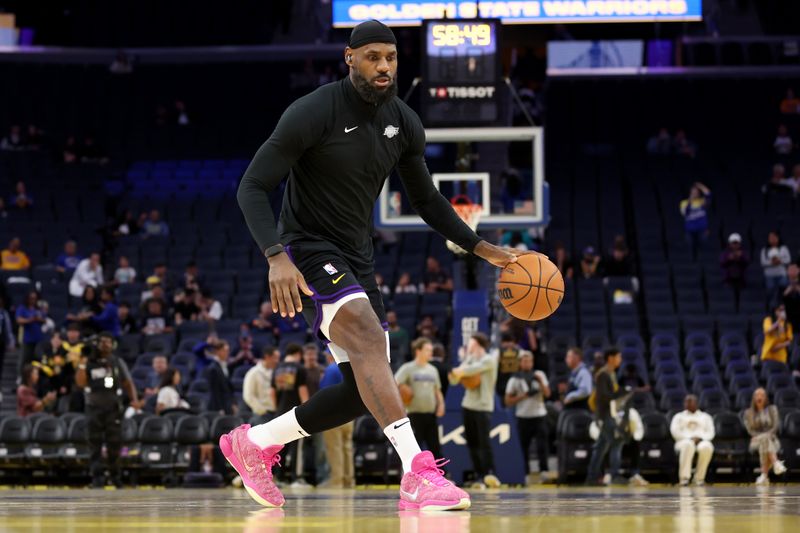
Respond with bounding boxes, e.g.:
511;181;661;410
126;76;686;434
220;19;534;511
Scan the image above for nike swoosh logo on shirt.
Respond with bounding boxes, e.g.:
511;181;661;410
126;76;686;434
344;126;358;133
393;420;410;430
332;274;346;284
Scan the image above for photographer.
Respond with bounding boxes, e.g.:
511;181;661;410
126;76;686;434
75;331;142;488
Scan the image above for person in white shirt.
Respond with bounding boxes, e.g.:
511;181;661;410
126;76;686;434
670;394;715;486
69;252;103;298
243;346;280;424
156;368;190;414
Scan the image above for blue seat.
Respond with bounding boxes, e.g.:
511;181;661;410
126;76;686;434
690;361;719;382
686;347;714;368
684;331;714;352
720;346;749;367
728;374;758;396
616;333;645;353
651;348;680;369
719;331;748;352
767;374;796;395
692;375;722;395
650;333;679;354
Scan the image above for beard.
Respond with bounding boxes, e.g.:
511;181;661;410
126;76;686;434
351;68;398;106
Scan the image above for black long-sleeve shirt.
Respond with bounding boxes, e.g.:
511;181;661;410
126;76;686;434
594;367;628;420
237;76;481;266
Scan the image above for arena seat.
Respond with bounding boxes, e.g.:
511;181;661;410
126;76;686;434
710;412;748;480
0;416;31;470
638;412;676;480
556;410;593;483
780;411;800;472
60;416;90;468
25;416;67;467
137;417;175;473
173;416;209;472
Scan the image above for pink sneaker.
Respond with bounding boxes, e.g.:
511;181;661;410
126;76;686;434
398;451;471;511
219;424;285;507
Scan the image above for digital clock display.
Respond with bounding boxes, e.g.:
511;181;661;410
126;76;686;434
426;22;496;57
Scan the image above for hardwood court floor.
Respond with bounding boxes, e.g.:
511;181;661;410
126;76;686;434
0;485;798;532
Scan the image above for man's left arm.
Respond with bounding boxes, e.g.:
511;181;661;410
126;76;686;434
118;360;141;409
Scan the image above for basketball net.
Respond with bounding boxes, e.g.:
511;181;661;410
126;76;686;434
447;195;482;255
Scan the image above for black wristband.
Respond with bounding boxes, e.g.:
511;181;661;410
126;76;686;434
265;244;285;258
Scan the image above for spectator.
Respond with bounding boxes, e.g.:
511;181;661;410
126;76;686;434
145;355;169;396
142;209;169;238
415;315;440;343
761;231;792;306
55;240;82;273
272;343;309;484
670;394;715;486
69;252;103;298
1;125;24;151
578;246;602;280
153;263;178;295
619;364;650;394
720;233;749;292
319;352;355;489
117;302;138;335
139;276;162;303
375;272;391;296
79;136;109;165
423;257;453;293
784;265;800;332
386;310;410;363
774;124;794;155
500;317;540;357
243;346;280;425
115;210;141;236
504;350;551;485
787;164;800;193
449;332;499;488
140;298;173;336
62;136;78;164
203;340;235;415
561;347;593;410
182;262;204;292
24;124;44;150
12;181;33;209
66;286;101;329
646;127;671;155
551;242;573;279
0;295;14;380
170;289;197;325
251;302;276;333
429;342;450;398
395;272;420;294
780;88;800;115
113;256;136;285
395;338;445;461
192;332;219;376
175;100;190;126
17;365;57;416
198;289;223;322
585;348;629;486
16;291;46;372
303;342;328;483
603;239;636;278
1;237;31;271
761;305;794;365
89;286;120;337
744;388;786;485
495;332;521;405
764;163;793;193
155;367;190;414
680;182;711;255
673;129;697;158
229;334;257;372
31;332;63;396
109;50;134;74
500;230;534;251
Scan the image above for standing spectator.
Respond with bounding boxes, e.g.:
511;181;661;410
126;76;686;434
243;346;280;425
319;352;355;489
229;334;257;373
774;124;794;155
69;252;103;298
449;332;499;488
89;287;120;337
495;332;521;405
303;343;328;484
784;265;800;333
198;290;223;323
0;295;14;379
155;368;190;413
1;125;23;150
113;256;136;285
17;365;56;416
142;209;169;238
395;272;420;294
743;388;786;485
780;88;800;115
561;348;593;410
430;342;450;398
145;355;169;397
55;240;82;273
551;242;574;279
670;394;715;486
204;340;235;415
761;305;794;366
11;181;33;209
672;129;697;158
578;246;602;280
1;237;31;271
585;349;629;486
140;298;173;336
386;310;410;363
117;302;138;335
680;182;711;256
720;233;749;292
504;351;551;484
251;302;276;333
272;344;309;484
16;291;46;373
761;231;792;306
374;272;391;296
423;257;453;293
395;338;445;460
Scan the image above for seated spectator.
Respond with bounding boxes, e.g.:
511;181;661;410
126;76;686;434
619;363;650;393
203;340;236;415
673;129;697;158
155;367;190;414
142;209;169;238
744;388;786;485
578;246;602;280
140;276;162;303
115;210;141;236
251;302;276;333
680;182;711;254
1;237;31;271
229;334;257;372
603;238;635;278
117;302;138;335
774;124;794;155
17;365;57;416
787;164;800;194
560;347;592;410
416;315;440;342
24;124;44;150
646;127;671;155
69;252;103;298
670;394;715;486
114;256;136;285
761;304;794;365
243;346;280;424
66;285;101;329
395;272;420;294
88;286;120;337
386;310;410;362
55;240;82;273
423;257;453;293
500;230;534;250
62;135;78;164
79;136;108;165
145;355;169;396
197;289;223;322
761;231;792;305
764;163;793;193
552;242;573;279
182;261;205;292
173;289;200;325
780;88;800;115
375;272;391;296
141;298;173;335
720;233;749;291
1;125;24;151
784;265;800;333
153;263;178;295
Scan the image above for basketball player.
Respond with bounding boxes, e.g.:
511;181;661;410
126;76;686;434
222;19;532;511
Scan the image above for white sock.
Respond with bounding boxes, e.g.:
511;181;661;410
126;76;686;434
383;417;422;473
247;408;310;449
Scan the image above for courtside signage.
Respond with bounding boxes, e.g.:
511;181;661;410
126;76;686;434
332;0;702;27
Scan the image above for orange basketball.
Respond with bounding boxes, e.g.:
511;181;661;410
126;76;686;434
399;384;414;405
498;254;564;321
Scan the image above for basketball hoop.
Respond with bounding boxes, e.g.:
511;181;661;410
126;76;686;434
447;195;483;255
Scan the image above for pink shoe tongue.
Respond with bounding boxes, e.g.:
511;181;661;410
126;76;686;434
411;451;435;472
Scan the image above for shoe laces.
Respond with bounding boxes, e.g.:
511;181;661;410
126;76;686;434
257;448;282;479
418;457;451;487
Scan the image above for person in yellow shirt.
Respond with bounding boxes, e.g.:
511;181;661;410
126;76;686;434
761;305;794;365
0;237;31;270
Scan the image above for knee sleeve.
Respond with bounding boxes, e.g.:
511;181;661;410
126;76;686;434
295;363;368;434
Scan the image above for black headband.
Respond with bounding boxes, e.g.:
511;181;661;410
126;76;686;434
348;20;397;50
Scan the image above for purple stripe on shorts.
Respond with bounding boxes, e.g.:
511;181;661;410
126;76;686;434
381;321;389;331
313;284;364;304
310;286;367;341
284;244;295;264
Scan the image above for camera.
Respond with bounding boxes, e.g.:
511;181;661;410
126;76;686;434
526;377;541;396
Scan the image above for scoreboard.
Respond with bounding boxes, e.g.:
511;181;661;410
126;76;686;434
421;19;503;126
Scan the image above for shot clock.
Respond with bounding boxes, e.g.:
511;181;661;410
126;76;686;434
422;20;503;126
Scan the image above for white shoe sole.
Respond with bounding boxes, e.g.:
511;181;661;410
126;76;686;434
419;498;471;511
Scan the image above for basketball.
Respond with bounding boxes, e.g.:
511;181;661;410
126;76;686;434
497;254;564;321
398;384;414;405
461;374;482;390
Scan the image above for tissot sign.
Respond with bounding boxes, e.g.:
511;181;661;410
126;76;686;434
332;0;702;27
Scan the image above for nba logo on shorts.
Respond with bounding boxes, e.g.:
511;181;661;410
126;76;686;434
323;263;338;275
